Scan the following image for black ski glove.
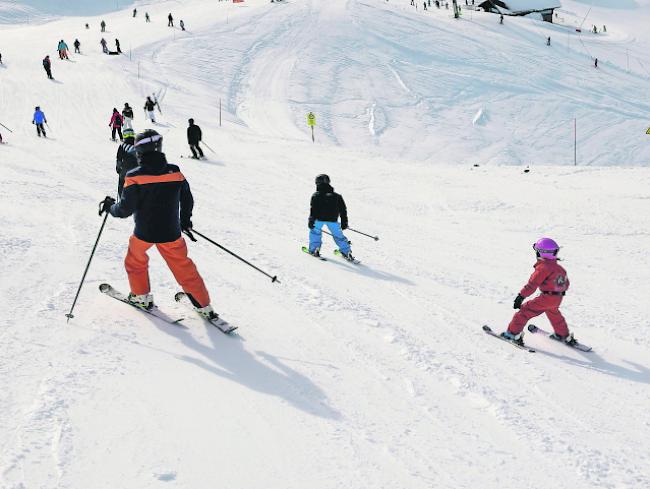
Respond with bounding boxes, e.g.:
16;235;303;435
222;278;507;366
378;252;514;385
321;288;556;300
181;220;193;233
341;221;348;230
98;196;115;216
308;218;315;229
513;294;524;310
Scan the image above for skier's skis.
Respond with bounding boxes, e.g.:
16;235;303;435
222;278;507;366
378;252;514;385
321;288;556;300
483;325;535;352
302;246;327;260
334;249;361;264
527;324;592;352
99;283;185;326
174;291;238;334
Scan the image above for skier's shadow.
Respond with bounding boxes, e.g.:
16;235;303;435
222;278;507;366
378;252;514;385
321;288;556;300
535;348;650;385
325;257;414;285
155;319;341;419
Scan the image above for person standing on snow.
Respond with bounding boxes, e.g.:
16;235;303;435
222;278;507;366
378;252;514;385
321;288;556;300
501;238;575;346
145;12;151;22
74;39;81;53
98;129;218;318
115;128;138;196
144;96;157;123
122;103;134;130
180;20;185;31
42;55;53;79
100;38;108;54
307;174;355;261
115;38;122;54
57;40;69;59
133;8;137;17
109;108;124;141
101;20;106;32
168;13;174;27
187;119;204;159
32;106;47;137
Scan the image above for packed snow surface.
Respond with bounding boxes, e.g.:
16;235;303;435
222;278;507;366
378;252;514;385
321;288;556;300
1;0;649;488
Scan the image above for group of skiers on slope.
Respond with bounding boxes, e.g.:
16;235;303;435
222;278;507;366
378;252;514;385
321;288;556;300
102;126;576;347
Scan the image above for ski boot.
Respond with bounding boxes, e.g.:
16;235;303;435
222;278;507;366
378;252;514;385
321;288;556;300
195;304;219;320
340;250;356;262
549;332;577;346
127;293;154;310
309;247;321;258
500;330;525;346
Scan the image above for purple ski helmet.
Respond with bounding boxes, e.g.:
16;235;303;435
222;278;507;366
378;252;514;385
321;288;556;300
533;237;560;260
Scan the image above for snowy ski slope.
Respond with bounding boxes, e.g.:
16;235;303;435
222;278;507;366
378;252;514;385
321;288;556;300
1;0;650;488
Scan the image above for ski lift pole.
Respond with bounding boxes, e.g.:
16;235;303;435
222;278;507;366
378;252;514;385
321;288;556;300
0;122;13;133
307;112;316;142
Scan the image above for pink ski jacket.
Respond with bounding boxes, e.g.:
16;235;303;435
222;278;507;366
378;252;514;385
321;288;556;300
109;112;124;127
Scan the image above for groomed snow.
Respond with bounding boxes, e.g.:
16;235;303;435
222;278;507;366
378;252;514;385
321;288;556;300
1;1;649;488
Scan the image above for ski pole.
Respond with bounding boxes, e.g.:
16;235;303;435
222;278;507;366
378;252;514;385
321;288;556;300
65;203;110;321
202;141;216;154
348;227;379;241
184;229;280;284
45;122;52;133
320;228;351;245
0;122;13;133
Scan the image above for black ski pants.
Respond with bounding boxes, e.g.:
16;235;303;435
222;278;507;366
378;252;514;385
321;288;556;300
36;123;46;137
111;126;123;141
189;142;204;159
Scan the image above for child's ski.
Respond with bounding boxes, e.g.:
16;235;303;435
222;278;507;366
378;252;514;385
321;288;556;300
174;291;237;334
483;325;535;352
527;324;592;352
99;283;185;326
302;246;327;261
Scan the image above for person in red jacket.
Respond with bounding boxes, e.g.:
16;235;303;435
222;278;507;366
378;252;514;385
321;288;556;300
109;108;124;141
502;238;575;346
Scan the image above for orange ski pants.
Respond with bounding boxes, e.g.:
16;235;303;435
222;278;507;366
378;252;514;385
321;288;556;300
125;235;211;307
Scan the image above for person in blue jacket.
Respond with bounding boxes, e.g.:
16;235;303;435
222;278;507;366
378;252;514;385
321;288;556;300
32;106;47;137
57;40;69;59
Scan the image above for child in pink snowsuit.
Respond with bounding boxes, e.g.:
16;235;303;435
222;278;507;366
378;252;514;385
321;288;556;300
505;238;570;340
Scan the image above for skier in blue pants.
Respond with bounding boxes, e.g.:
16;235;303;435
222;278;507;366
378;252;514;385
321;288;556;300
308;174;355;261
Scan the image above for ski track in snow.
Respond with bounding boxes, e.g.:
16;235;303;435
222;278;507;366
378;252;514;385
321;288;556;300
1;0;650;488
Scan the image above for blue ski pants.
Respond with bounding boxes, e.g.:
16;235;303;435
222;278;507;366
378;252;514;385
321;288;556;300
309;221;350;255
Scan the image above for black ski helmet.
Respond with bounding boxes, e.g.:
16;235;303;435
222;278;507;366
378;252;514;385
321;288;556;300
134;129;163;154
315;174;330;185
188;118;194;125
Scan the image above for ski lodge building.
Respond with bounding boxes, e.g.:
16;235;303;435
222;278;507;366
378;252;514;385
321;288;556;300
477;0;561;23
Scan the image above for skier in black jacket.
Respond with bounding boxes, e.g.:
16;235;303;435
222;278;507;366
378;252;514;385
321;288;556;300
122;103;134;130
307;174;354;261
115;128;138;196
99;129;216;317
187;118;204;159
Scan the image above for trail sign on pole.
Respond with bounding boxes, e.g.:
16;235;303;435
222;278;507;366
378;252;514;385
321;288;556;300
307;112;316;142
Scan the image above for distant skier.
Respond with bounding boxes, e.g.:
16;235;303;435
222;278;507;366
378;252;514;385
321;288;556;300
144;96;157;123
500;238;575;347
307;174;355;261
594;57;598;68
0;52;3;64
145;12;150;22
186;119;205;159
499;14;504;24
547;36;551;46
180;19;185;31
109;108;124;141
100;38;108;54
423;2;427;10
168;13;174;27
100;20;106;32
133;8;137;17
115;128;138;196
32;106;47;137
115;38;122;54
74;38;81;53
122;103;134;130
99;129;218;318
42;55;53;79
57;39;69;59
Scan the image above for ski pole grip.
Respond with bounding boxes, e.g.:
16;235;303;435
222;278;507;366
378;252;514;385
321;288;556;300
183;229;197;242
